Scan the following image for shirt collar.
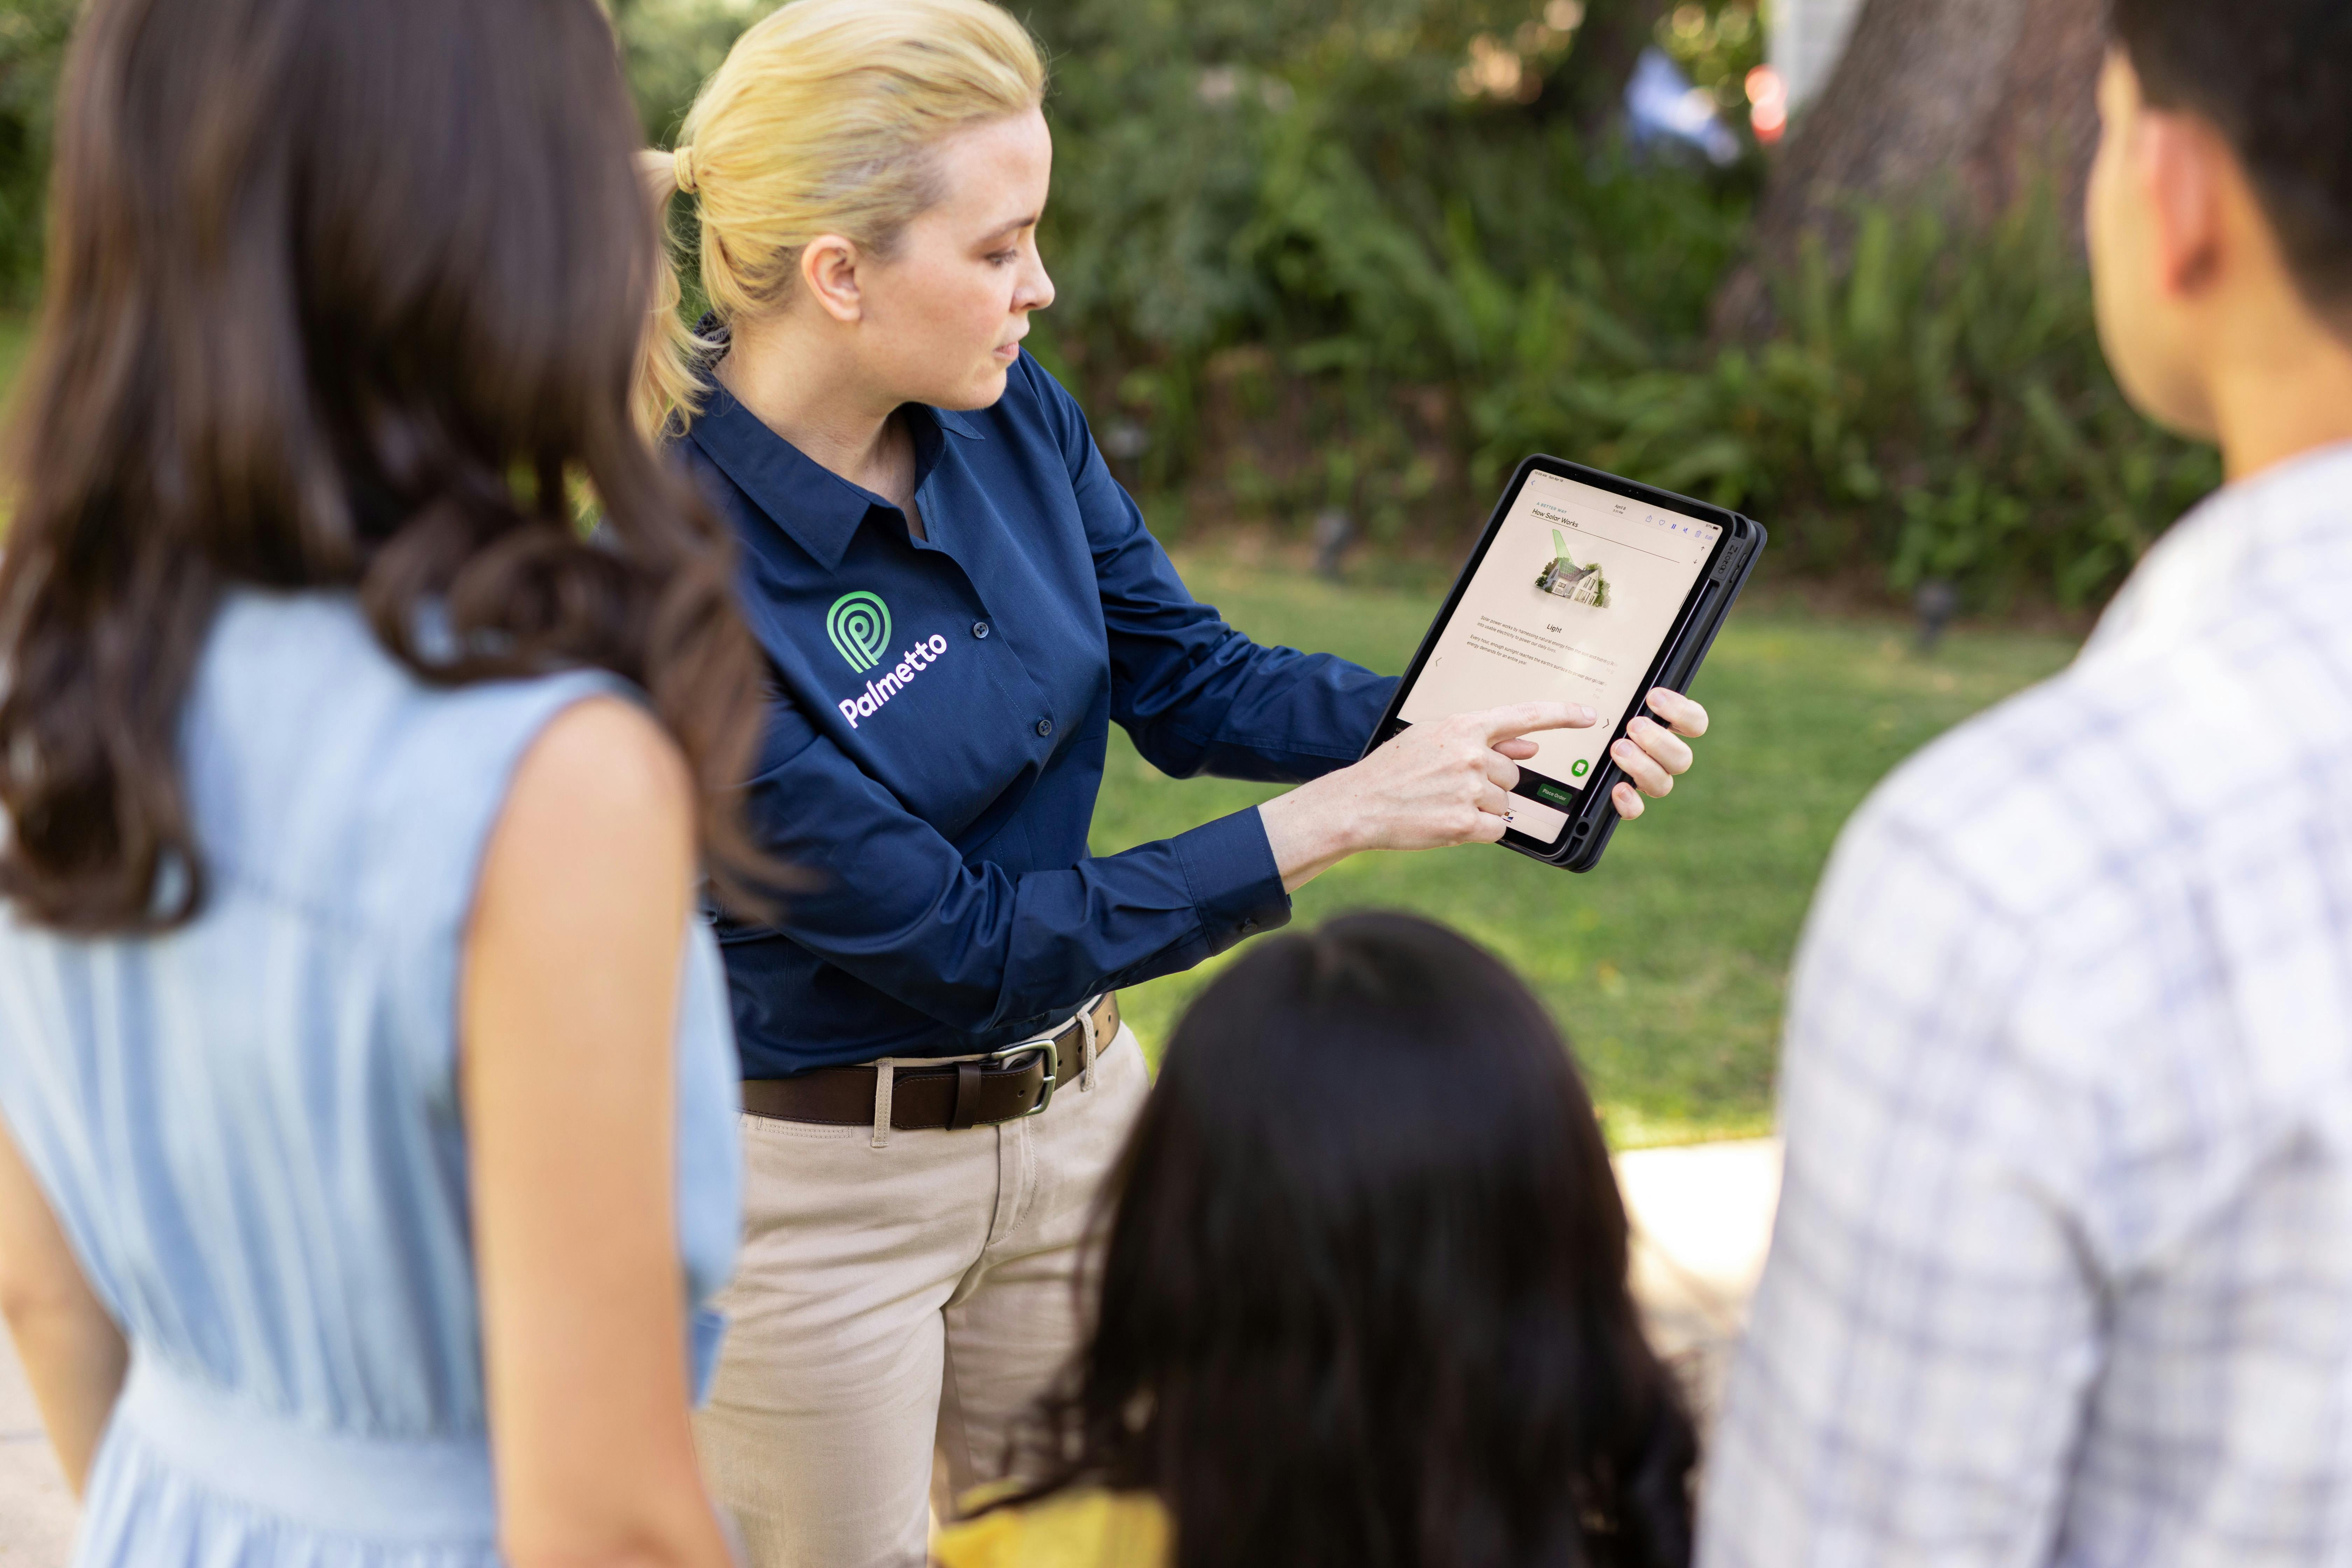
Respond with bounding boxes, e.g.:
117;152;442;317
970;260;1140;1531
932;405;987;441
2228;438;2352;565
684;383;866;569
2083;439;2352;666
679;328;988;571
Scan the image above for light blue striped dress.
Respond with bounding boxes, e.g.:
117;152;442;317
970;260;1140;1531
0;592;742;1564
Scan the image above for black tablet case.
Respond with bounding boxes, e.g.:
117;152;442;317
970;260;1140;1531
1364;458;1767;875
1551;508;1763;872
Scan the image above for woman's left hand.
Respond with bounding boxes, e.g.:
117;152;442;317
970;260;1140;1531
1607;688;1709;821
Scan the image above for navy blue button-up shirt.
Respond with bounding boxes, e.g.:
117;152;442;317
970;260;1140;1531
679;351;1396;1077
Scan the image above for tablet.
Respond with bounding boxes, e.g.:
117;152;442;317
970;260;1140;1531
1366;456;1764;872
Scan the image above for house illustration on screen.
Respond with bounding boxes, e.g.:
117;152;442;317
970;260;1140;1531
1535;528;1610;607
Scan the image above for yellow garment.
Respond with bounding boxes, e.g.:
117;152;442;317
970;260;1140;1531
933;1489;1170;1568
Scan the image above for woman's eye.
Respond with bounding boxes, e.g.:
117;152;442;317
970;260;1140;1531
987;251;1018;266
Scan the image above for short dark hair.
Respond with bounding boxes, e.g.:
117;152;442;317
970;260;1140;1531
2111;0;2352;318
1002;912;1698;1568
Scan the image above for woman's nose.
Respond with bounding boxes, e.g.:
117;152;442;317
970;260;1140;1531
1022;256;1056;314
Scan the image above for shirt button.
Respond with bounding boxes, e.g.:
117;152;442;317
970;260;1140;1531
972;621;991;639
1034;718;1054;738
1239;918;1260;935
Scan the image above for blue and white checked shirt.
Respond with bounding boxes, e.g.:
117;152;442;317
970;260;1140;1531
1702;443;2352;1567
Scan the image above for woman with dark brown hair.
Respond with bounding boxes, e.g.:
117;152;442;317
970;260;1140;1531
938;912;1697;1568
0;0;768;1562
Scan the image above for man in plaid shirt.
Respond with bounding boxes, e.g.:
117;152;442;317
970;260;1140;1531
1701;3;2352;1563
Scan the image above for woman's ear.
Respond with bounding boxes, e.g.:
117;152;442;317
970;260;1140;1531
800;236;866;324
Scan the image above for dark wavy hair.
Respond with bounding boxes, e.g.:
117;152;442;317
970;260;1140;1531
0;0;771;933
1001;911;1698;1568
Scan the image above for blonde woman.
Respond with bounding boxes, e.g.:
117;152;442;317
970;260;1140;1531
647;2;1712;1561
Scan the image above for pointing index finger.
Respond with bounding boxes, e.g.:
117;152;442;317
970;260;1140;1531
1477;701;1596;743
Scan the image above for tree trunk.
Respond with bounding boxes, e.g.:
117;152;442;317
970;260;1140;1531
1558;0;1675;137
1712;0;2106;336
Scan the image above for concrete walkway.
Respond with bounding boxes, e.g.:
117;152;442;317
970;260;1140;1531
0;1139;1785;1561
1618;1138;1783;1426
0;1331;74;1567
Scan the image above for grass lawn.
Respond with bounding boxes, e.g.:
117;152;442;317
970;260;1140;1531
1094;556;2078;1147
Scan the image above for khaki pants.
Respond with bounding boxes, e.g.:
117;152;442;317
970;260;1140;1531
694;1024;1148;1568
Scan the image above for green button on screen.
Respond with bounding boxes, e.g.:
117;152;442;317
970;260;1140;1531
1534;782;1574;806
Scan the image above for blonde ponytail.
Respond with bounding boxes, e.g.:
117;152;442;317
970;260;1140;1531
636;148;713;436
639;0;1047;433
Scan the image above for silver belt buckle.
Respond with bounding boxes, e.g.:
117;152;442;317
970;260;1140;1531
984;1031;1060;1118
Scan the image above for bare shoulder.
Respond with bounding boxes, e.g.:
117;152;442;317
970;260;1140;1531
505;695;692;846
476;695;696;941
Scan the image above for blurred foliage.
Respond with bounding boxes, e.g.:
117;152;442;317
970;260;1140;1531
0;0;2214;608
1018;0;1749;380
608;0;768;141
1008;0;1768;543
1004;0;2211;609
1656;0;1762;109
0;0;757;297
1470;192;2223;608
0;0;74;306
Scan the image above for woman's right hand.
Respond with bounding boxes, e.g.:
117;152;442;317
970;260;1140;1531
1257;702;1596;894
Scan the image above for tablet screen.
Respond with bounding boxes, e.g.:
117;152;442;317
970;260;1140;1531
1398;468;1724;818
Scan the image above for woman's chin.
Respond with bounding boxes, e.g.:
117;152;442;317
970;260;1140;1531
940;364;1013;412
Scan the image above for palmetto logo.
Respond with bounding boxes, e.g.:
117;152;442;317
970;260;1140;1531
826;592;892;672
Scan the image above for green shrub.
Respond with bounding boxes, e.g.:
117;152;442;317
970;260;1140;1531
0;0;74;307
1012;0;2213;609
0;0;2211;609
0;0;763;303
609;0;770;141
1469;192;2220;608
1021;0;1764;541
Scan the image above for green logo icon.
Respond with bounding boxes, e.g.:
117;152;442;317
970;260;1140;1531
826;592;892;673
1570;759;1590;777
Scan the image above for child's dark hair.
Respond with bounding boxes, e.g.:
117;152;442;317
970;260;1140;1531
2110;0;2352;321
1005;911;1696;1568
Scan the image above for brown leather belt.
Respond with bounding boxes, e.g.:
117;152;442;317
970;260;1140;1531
739;993;1120;1132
